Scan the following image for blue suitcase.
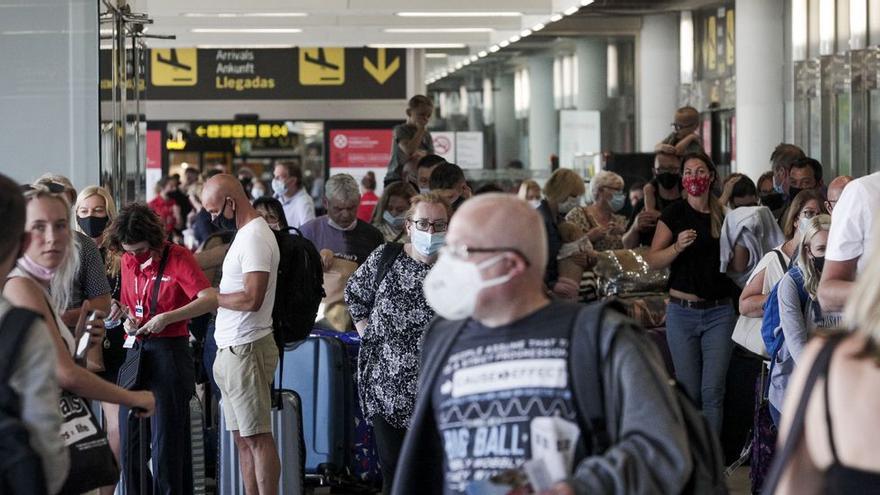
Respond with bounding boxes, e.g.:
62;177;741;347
218;389;305;495
277;336;351;481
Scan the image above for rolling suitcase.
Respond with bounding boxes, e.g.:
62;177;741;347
189;395;207;495
310;329;382;486
276;335;351;481
218;389;305;495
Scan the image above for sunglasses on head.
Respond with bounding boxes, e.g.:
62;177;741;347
21;182;66;194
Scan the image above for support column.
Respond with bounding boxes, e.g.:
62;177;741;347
736;0;785;179
576;38;608;112
494;73;518;167
528;55;557;170
638;14;679;152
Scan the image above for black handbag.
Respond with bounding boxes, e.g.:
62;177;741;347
58;391;120;494
117;245;170;390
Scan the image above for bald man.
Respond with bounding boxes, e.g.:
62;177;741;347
825;175;853;213
202;174;282;495
394;194;691;495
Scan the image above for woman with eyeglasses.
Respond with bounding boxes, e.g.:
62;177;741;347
344;192;451;495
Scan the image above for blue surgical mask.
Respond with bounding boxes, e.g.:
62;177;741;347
383;210;406;229
419;187;431;195
411;228;445;256
609;192;626;212
272;179;287;196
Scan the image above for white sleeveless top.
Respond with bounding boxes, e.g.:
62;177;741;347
8;266;75;356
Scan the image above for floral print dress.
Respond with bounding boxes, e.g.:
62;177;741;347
344;244;434;428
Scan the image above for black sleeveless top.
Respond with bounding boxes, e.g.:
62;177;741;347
822;355;880;493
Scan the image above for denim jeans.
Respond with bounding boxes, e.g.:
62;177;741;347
665;302;736;434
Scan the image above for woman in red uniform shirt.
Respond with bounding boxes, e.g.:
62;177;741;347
106;203;217;494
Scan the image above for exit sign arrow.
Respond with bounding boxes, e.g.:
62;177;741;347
363;48;400;85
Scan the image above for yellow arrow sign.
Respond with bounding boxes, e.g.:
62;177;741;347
363;48;400;85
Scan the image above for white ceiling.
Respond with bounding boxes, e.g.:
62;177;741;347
128;0;570;50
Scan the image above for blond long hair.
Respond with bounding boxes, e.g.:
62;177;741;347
74;186;120;277
22;187;78;312
796;214;831;299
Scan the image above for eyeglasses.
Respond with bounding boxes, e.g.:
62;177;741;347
671;122;694;131
441;244;531;267
409;218;448;233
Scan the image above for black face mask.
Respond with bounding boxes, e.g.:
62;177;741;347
656;172;680;190
787;186;804;201
760;192;785;211
77;216;110;238
812;256;825;273
451;195;465;210
212;199;237;232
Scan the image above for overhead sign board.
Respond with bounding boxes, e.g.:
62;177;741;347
99;47;406;100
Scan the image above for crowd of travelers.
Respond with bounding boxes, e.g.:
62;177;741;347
3;96;880;495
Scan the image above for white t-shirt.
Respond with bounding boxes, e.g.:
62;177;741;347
826;172;880;274
215;217;280;348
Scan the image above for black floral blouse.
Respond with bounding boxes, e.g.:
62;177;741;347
344;244;435;429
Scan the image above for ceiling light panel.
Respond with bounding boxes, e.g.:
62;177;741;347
384;28;494;33
396;12;521;17
191;28;303;34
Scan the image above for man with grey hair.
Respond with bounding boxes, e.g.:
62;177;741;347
300;173;385;267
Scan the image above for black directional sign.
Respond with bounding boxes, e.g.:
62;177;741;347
99;47;406;100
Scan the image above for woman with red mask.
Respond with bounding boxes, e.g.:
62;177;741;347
105;203;217;494
646;152;736;437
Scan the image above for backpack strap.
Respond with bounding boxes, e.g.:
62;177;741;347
568;299;628;454
0;308;40;384
773;248;789;271
373;242;405;290
761;333;846;493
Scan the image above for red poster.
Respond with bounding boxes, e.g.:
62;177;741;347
146;130;162;169
329;129;393;168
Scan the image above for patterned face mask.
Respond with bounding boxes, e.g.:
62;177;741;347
682;175;711;197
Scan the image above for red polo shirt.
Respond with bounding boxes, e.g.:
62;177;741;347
120;242;210;339
148;195;177;235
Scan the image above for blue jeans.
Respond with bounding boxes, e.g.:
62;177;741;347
120;337;195;495
665;303;736;435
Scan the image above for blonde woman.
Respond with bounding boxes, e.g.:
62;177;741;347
771;229;880;494
768;215;834;426
3;186;155;422
566;170;628;251
74;185;126;492
517;179;542;208
538;169;590;291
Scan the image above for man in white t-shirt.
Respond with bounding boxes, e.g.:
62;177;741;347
819;172;880;313
202;174;281;495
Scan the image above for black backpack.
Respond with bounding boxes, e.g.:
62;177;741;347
272;227;324;346
570;300;729;495
0;308;49;495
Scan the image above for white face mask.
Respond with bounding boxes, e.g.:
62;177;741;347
271;179;287;196
423;252;513;320
328;217;357;231
411;229;445;257
558;196;580;215
528;199;542;209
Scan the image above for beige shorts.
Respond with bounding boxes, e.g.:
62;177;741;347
213;333;279;437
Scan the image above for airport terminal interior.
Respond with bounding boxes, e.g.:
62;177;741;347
4;0;880;494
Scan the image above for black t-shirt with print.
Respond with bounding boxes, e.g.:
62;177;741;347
431;301;582;494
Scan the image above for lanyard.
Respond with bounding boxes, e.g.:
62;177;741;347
133;257;154;315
